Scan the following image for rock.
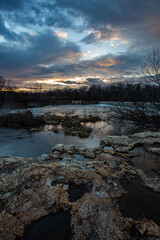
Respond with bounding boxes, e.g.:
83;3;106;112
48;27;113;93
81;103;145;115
139;220;160;237
0;210;25;239
71;198;126;240
104;146;114;154
52;144;65;152
132;131;160;139
84;149;95;159
64;145;76;155
147;147;160;155
115;146;132;153
1;131;160;239
103;135;130;147
64;144;75;152
102;132;160;151
37;154;48;161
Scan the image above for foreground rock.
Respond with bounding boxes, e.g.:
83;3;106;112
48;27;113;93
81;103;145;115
0;132;160;239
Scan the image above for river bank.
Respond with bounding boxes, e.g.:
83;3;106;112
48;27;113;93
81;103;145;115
0;131;160;239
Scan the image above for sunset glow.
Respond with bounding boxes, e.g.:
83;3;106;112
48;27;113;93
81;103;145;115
0;0;159;90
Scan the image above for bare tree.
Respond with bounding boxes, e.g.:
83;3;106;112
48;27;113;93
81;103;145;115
0;76;6;91
106;49;160;127
142;48;160;87
0;77;15;91
34;83;42;93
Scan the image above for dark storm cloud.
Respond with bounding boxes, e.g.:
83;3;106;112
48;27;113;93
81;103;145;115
25;51;143;82
55;0;160;46
0;0;159;86
58;80;84;85
0;30;81;75
85;78;105;85
55;0;160;28
2;0;160;46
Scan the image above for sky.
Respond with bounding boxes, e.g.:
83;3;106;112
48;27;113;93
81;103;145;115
0;0;160;90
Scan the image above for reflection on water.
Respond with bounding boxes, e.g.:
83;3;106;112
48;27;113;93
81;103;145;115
120;178;160;225
0;120;139;158
0;105;141;158
85;121;139;139
130;148;160;177
0;127;100;158
0;104;109;117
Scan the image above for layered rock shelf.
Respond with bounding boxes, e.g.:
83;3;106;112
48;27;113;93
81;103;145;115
1;132;160;239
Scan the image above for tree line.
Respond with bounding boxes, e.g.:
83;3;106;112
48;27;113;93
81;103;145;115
0;82;159;108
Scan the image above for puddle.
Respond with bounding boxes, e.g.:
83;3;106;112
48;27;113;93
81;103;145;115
120;178;160;225
130;148;160;177
20;211;72;240
68;183;92;202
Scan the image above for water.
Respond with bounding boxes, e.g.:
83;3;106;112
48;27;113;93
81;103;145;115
21;211;72;240
130;148;160;177
0;127;100;158
68;183;92;202
0;104;110;117
0;105;141;158
120;178;160;225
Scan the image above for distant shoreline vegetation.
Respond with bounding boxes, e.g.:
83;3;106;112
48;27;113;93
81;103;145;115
0;82;160;109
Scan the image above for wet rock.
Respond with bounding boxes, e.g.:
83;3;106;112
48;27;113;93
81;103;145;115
52;144;65;152
115;146;132;153
37;154;48;161
1;131;160;239
103;146;114;154
64;144;76;155
147;147;160;155
84;148;95;159
103;135;130;147
102;132;160;152
132;132;160;139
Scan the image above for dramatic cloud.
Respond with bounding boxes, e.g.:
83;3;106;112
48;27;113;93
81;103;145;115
24;51;143;83
55;0;160;47
85;78;106;86
0;0;159;89
0;30;81;78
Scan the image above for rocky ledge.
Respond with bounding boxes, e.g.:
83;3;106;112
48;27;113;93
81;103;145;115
0;132;160;240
